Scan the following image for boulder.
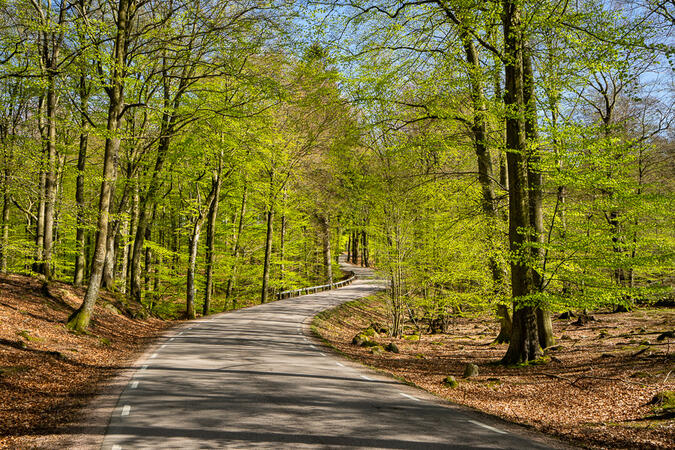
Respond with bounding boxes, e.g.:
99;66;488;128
385;342;399;353
370;345;384;355
352;333;369;346
362;326;379;337
463;363;479;378
443;376;458;388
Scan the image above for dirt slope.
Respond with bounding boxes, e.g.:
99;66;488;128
0;274;169;449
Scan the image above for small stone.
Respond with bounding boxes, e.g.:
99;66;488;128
352;334;367;346
463;363;479;378
370;322;388;334
558;311;576;320
385;342;399;353
656;331;674;341
362;327;378;337
573;314;595;326
443;376;458;388
370;345;384;355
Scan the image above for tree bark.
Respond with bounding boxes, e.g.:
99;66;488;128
361;230;368;267
501;0;541;364
129;56;189;303
187;183;217;319
279;189;286;287
67;0;134;332
320;216;332;283
34;96;46;274
261;205;274;304
73;94;89;285
203;163;222;316
186;221;202;320
101;185;118;290
523;44;554;349
42;81;58;279
454;26;511;342
349;230;353;262
1;170;8;273
225;184;247;304
351;229;359;264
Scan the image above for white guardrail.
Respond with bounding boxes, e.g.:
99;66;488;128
276;271;357;300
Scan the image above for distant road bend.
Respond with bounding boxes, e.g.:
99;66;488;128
102;261;566;449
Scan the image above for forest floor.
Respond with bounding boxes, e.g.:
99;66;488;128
313;295;675;449
0;274;170;449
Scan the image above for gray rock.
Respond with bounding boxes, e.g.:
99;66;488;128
443;376;458;388
463;363;479;378
385;342;399;353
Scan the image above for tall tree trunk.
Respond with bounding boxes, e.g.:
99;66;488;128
261;205;274;304
34;96;46;274
203;164;222;316
101;189;117;290
348;231;352;261
361;230;368;267
226;184;247;304
1;123;9;273
261;169;275;304
73;0;91;286
36;1;66;279
320;216;332;283
126;172;139;293
73;101;88;285
42;81;58;279
523;44;554;349
119;216;129;293
186;184;217;319
1;175;8;273
351;229;359;264
186;221;202;320
456;27;511;343
501;0;541;364
279;189;286;287
67;0;134;332
144;222;152;295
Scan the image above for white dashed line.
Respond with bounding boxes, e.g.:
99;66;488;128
400;393;420;401
467;420;507;434
336;362;344;367
360;375;373;381
160;344;167;349
112;445;122;450
310;345;316;349
169;338;175;342
150;353;157;359
121;405;131;416
140;364;148;371
131;381;139;389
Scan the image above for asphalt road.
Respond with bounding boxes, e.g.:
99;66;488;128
101;263;566;449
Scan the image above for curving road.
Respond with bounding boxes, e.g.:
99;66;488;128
101;262;567;449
